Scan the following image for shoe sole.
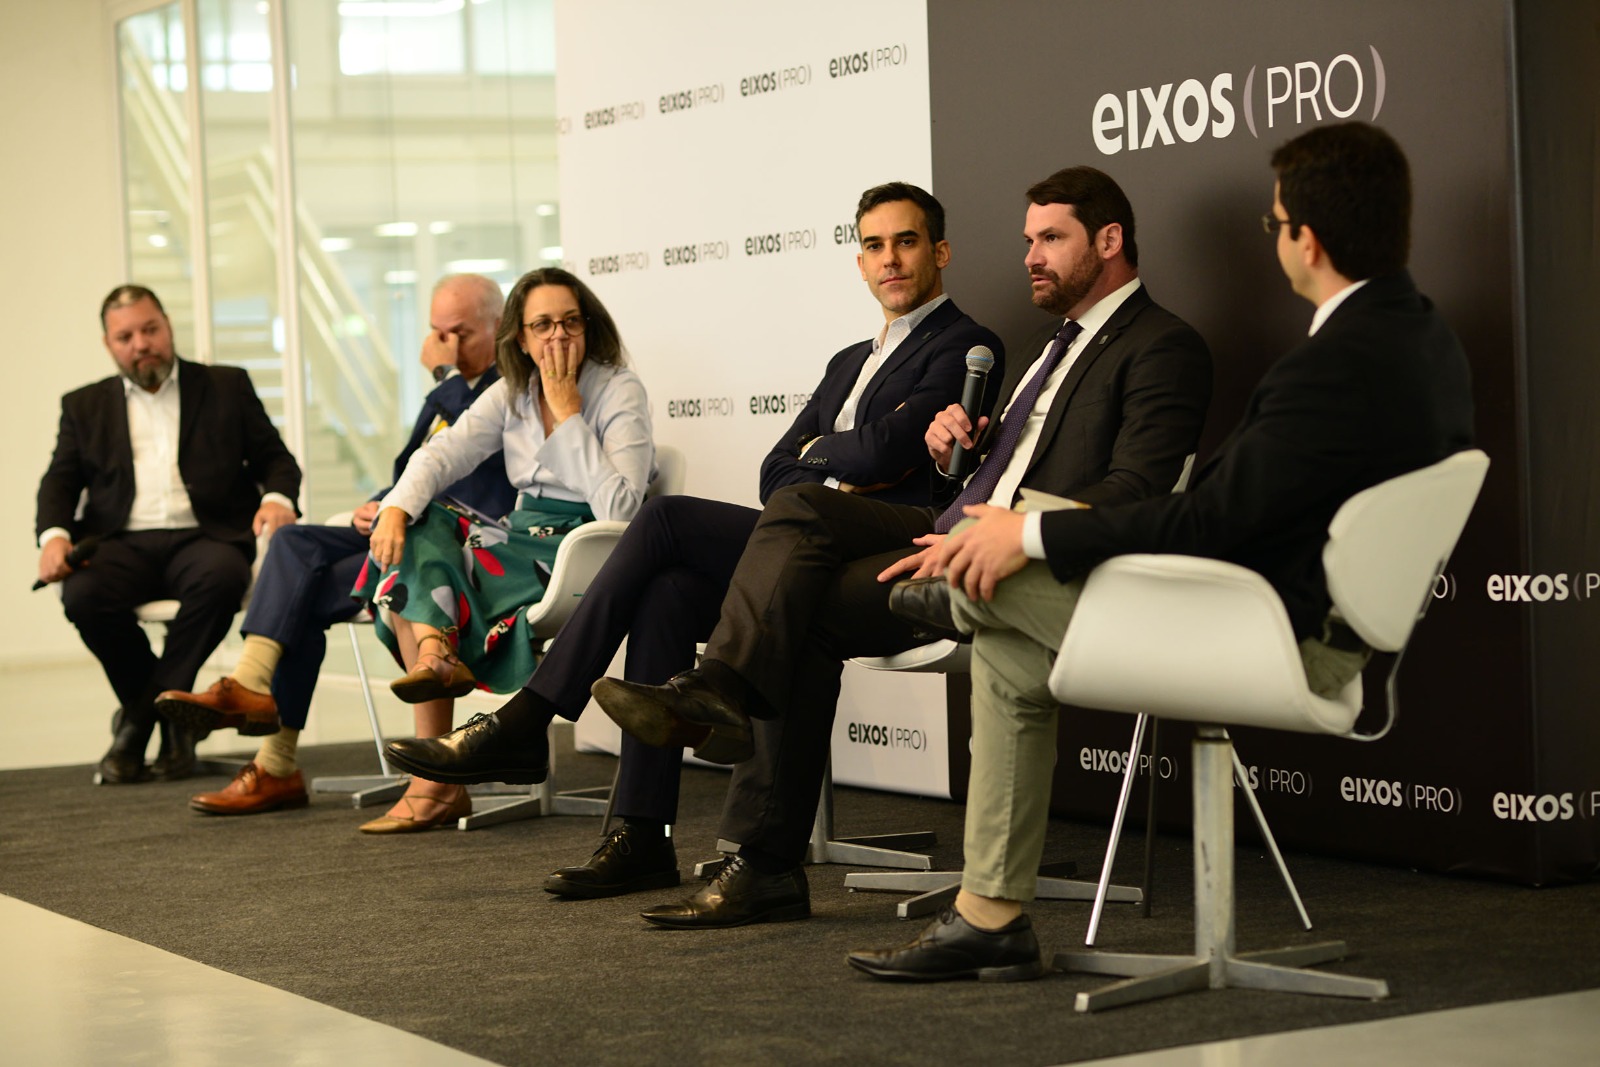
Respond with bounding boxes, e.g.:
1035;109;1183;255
156;697;280;737
543;868;682;899
388;678;478;704
591;680;754;765
844;956;1049;982
382;748;547;786
189;795;309;816
640;901;811;929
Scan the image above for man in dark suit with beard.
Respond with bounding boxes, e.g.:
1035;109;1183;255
35;285;301;784
590;166;1213;928
848;123;1475;982
383;182;1004;897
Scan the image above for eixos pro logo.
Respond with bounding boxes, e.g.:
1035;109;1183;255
1090;46;1387;156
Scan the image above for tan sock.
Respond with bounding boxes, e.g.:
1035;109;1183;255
232;635;285;695
954;889;1023;932
254;727;300;778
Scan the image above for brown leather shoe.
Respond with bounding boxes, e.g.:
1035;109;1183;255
157;678;281;736
190;762;308;816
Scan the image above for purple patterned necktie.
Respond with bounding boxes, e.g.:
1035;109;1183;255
934;319;1084;533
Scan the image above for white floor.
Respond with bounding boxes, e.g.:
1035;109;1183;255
5;659;1600;1066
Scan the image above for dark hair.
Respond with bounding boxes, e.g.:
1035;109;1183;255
494;267;626;398
100;285;166;329
1025;167;1139;268
1271;121;1410;280
855;182;946;245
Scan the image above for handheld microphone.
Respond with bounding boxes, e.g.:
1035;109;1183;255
32;536;100;591
946;345;995;482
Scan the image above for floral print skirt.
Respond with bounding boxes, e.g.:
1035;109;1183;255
350;497;594;693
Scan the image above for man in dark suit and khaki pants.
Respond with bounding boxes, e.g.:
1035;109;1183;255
35;285;301;784
591;166;1213;928
847;123;1475;982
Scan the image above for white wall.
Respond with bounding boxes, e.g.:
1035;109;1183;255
0;0;123;671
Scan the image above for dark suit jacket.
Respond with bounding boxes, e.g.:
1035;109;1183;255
974;284;1213;510
380;368;516;520
1039;271;1475;638
35;358;301;559
759;298;1004;507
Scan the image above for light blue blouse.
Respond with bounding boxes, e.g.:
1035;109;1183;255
381;360;653;523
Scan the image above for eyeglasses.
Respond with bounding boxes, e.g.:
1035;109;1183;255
523;314;587;339
1261;212;1293;236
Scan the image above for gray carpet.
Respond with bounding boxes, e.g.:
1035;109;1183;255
2;738;1597;1066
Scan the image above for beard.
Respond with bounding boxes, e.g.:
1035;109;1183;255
124;354;174;391
1031;249;1103;316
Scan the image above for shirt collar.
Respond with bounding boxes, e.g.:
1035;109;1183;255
1065;276;1142;341
1309;278;1369;335
875;292;950;353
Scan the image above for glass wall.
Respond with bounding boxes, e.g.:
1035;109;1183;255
288;0;559;520
117;2;196;356
113;0;559;710
113;0;561;523
198;0;285;461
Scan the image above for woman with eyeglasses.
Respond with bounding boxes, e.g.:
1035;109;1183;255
352;267;654;832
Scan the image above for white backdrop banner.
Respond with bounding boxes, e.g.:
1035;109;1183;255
558;0;948;799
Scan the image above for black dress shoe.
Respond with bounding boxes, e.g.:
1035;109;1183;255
150;719;199;781
591;670;754;765
384;712;549;785
96;707;154;785
545;823;681;899
640;855;808;928
889;576;964;643
847;906;1047;982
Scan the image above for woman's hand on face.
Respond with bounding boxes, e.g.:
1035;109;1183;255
369;507;410;568
537;336;584;424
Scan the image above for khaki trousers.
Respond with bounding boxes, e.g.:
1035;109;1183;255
949;561;1085;902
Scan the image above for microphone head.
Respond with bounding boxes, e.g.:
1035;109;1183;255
965;345;995;374
71;536;102;564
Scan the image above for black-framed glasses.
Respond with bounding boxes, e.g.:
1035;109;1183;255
523;314;587;339
1261;212;1293;236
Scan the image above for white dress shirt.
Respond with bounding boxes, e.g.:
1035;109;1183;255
816;293;950;489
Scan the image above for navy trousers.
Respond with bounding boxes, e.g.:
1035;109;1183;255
238;524;367;730
525;494;757;823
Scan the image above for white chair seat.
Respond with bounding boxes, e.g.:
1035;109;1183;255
854;639;969;674
1049;554;1361;737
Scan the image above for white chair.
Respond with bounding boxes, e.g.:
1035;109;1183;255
1050;449;1489;1012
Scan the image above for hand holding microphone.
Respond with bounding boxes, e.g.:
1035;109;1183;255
33;536;100;590
945;345;995;481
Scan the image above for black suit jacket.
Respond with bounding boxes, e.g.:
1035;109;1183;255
974;284;1213;510
759;298;1004;507
1040;271;1475;638
35;358;301;559
380;368;516;520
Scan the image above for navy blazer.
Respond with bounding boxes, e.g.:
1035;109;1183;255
35;358;301;560
1040;271;1475;638
758;298;1004;507
379;368;516;520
